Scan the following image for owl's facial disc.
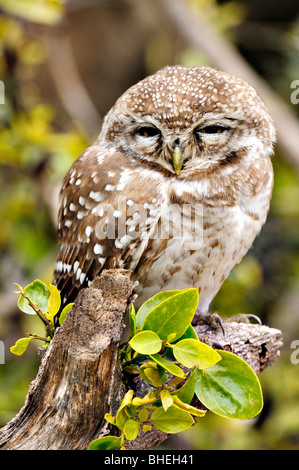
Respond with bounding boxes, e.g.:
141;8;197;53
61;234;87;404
132;123;185;175
126;115;241;176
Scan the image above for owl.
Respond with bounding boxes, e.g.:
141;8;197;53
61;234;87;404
53;65;275;321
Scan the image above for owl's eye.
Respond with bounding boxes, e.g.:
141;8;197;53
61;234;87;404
135;126;161;138
195;125;230;136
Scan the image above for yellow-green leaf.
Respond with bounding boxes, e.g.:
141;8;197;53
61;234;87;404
104;413;115;425
149;354;185;378
142;424;152;433
17;279;50;315
173;338;221;369
150;405;194;433
144;367;163;387
142;288;199;342
88;436;121;450
48;284;61;319
172;395;206;417
138;407;149;423
10;336;34;356
160;389;173;411
136;290;181;328
132;392;156;407
59;303;73;326
129;330;162;355
116;390;134;430
123;419;140;440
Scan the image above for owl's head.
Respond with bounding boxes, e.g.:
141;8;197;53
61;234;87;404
99;66;275;177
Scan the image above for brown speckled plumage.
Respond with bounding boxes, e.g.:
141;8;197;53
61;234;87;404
53;65;275;313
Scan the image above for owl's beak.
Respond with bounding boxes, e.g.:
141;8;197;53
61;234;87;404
172;146;183;176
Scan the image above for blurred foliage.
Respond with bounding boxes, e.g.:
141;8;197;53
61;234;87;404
0;1;87;428
0;0;299;450
191;0;246;34
0;10;88;272
0;0;65;26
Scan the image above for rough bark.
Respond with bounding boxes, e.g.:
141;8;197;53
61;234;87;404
0;270;283;450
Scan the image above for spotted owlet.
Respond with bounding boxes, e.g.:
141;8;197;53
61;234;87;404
53;65;275;320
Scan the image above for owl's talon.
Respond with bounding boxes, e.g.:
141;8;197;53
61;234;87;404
192;312;225;336
224;313;262;325
247;314;262;325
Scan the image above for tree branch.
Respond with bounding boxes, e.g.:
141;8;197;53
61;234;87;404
0;270;283;450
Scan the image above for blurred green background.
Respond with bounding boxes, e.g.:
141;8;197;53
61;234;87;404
0;0;299;450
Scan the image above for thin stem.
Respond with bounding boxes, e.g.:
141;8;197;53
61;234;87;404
20;291;55;338
30;333;50;343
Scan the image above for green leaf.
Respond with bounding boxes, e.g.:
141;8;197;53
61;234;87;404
116;390;134;430
164;325;198;360
160;389;173;411
138;407;149;423
119;390;134;411
125;404;137;419
123;419;140;440
173;339;221;369
48;284;61;319
172;396;206;417
166;333;177;343
129;330;162;355
132;392;156;407
172;369;198;404
59;303;74;326
149;354;185;378
136;290;181;328
88;436;121;450
142;424;152;433
195;350;263;420
150;405;194;433
142;288;199;341
129;304;136;338
104;413;115;425
10;336;34;356
144;367;163;387
176;324;198;341
18;279;50;315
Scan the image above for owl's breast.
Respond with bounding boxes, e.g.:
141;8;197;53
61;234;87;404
134;170;272;311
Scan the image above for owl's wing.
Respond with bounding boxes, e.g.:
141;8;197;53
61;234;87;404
53;143;161;308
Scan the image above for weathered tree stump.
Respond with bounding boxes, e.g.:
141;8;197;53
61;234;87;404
0;269;283;450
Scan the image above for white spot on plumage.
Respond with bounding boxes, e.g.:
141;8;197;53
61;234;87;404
105;184;116;191
115;234;132;249
85;226;93;237
55;261;63;272
76;268;82;281
94;243;104;255
73;261;79;274
89;191;104;202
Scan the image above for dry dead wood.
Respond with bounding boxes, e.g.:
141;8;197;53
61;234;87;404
0;270;283;450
